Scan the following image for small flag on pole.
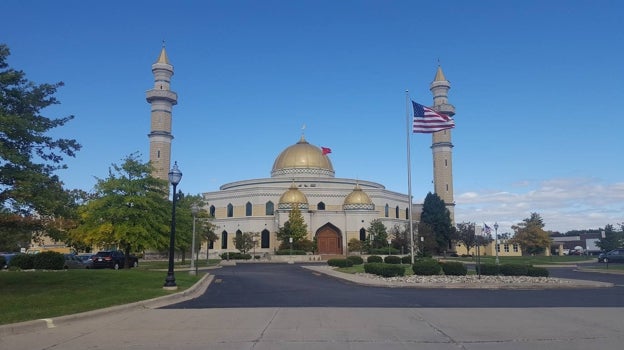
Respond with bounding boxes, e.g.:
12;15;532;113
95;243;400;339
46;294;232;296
483;223;492;235
412;101;455;133
321;147;332;155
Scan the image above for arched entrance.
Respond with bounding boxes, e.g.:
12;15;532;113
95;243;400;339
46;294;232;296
316;223;342;255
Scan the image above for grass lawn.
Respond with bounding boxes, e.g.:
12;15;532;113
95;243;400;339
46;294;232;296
0;269;201;325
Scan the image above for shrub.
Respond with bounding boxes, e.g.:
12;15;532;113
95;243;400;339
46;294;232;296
401;256;412;264
8;254;34;270
367;255;383;263
346;255;364;265
412;259;441;275
364;263;405;277
368;247;400;255
499;264;529;276
527;266;549;277
33;251;64;270
275;250;307;255
441;261;467;276
384;255;402;264
220;252;252;260
327;258;353;268
477;263;499;275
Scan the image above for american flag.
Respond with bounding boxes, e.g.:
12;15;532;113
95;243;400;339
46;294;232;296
412;101;455;133
483;223;492;235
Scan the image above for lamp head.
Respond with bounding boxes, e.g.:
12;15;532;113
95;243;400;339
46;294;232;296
168;161;182;185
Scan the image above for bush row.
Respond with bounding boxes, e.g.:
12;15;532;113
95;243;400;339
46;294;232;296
346;256;364;265
6;252;65;270
327;258;354;268
220;252;251;260
274;250;308;255
476;263;549;277
364;263;405;277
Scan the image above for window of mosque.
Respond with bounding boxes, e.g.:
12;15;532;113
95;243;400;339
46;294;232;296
157;150;160;158
317;202;325;210
261;229;270;248
236;230;242;242
265;201;274;215
221;231;228;249
227;203;233;217
359;228;366;241
405;208;409;219
385;204;389;217
395;206;399;219
246;202;252;216
209;240;214;249
210;205;215;217
445;159;448;166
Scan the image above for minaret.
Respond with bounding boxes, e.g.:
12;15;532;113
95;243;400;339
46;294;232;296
146;45;177;182
430;65;455;222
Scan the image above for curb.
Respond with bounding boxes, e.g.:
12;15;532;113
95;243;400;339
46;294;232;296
0;273;214;336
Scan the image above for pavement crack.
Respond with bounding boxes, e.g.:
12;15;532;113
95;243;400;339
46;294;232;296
250;308;280;348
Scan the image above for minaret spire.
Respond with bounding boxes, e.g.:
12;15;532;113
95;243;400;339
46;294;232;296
146;45;178;184
430;64;456;223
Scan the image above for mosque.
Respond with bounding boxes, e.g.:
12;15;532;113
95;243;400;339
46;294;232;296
146;47;457;257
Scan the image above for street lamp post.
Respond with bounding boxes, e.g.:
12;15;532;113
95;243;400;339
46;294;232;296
164;162;182;290
252;235;257;261
190;204;199;275
494;222;500;265
387;239;391;256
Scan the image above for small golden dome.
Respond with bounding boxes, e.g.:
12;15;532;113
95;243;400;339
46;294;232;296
343;184;375;210
271;135;334;178
279;183;308;205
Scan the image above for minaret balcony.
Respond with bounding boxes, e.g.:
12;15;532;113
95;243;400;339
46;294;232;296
146;90;178;104
434;104;455;117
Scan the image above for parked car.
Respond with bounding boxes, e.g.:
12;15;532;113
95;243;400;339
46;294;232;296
91;250;139;269
64;254;86;269
1;253;17;269
77;253;95;269
598;249;624;263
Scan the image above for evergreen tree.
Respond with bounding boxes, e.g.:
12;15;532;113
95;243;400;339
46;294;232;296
596;224;624;251
420;192;455;253
367;219;388;249
276;205;308;249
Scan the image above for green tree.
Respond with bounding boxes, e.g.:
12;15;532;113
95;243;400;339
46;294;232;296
347;238;364;253
510;212;551;255
596;224;624;251
70;154;169;267
389;223;410;254
455;222;478;255
276;205;308;249
420;192;455;253
0;44;81;249
416;222;438;256
367;219;388;249
234;232;258;254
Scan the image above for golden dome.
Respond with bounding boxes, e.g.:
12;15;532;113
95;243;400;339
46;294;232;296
271;135;334;178
278;183;309;209
343;184;374;210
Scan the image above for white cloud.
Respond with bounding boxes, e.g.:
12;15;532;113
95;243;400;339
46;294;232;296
455;177;624;234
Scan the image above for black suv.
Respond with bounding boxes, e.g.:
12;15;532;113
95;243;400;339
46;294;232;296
91;250;139;269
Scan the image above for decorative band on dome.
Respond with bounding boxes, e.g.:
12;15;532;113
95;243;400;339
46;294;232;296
343;203;375;211
271;167;335;178
278;203;309;210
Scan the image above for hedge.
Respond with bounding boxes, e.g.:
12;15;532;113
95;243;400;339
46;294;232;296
401;256;412;264
220;252;252;260
33;251;64;270
384;255;402;264
346;255;364;265
327;258;354;268
412;259;441;275
364;262;405;277
441;261;467;276
527;266;549;277
499;264;529;276
476;263;499;276
8;254;34;270
367;255;383;263
275;250;308;255
368;247;401;255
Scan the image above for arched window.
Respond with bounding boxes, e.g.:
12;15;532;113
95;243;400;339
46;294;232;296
227;203;233;217
236;230;242;242
317;202;325;210
221;231;228;249
209;205;215;217
261;229;270;248
265;201;274;215
209;239;214;249
405;208;409;219
385;204;389;217
359;228;366;241
395;206;399;219
245;202;252;216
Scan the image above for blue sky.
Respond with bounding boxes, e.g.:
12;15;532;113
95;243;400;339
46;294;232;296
3;0;623;234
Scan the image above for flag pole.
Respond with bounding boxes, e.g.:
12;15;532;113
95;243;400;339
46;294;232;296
406;90;415;264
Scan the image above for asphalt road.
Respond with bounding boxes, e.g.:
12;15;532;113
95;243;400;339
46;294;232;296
163;263;624;309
